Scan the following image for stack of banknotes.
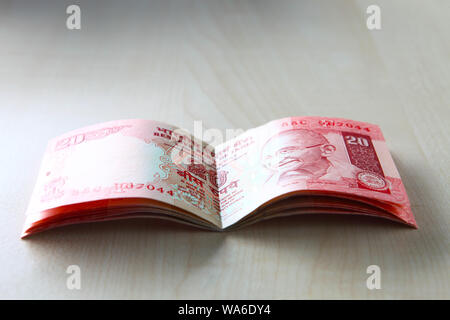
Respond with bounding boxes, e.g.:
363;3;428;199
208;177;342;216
22;116;417;237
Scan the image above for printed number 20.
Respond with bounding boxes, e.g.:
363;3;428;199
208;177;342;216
345;135;369;147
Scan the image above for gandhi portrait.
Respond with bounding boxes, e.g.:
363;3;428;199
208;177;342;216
261;129;358;186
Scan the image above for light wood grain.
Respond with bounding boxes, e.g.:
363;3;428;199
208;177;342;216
0;0;448;299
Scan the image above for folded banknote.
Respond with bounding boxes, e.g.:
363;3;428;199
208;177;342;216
22;116;417;237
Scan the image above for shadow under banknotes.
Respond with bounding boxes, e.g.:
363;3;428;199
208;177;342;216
24;218;226;291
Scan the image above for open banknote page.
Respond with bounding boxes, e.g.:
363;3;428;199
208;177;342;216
23;119;223;235
23;116;416;237
215;117;416;228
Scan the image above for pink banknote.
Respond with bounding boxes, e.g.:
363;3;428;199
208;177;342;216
22;117;416;237
215;117;416;228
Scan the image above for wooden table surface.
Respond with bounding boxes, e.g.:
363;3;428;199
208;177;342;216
0;0;448;299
